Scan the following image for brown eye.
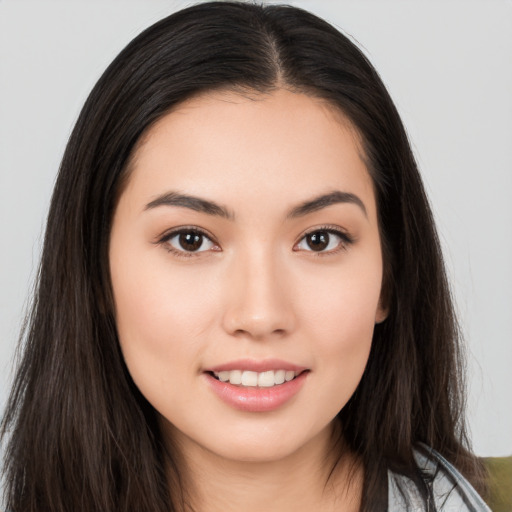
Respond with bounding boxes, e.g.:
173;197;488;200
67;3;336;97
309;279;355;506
179;232;203;251
295;228;351;254
305;231;330;251
166;230;216;253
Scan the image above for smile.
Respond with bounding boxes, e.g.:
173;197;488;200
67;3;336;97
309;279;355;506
205;369;309;412
211;369;300;387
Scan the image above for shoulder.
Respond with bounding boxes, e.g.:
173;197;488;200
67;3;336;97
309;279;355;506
388;445;491;511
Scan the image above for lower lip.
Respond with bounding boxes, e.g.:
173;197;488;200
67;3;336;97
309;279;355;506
204;371;308;412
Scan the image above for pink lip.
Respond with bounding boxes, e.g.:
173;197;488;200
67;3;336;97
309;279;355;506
204;370;309;412
205;358;308;373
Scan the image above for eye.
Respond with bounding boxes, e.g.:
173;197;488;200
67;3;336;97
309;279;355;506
162;228;218;255
295;228;351;254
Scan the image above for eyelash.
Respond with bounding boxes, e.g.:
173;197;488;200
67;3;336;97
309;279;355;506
294;225;355;257
157;226;219;259
157;225;354;259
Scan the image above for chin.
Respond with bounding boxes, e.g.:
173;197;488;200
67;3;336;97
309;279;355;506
222;438;301;463
196;418;335;465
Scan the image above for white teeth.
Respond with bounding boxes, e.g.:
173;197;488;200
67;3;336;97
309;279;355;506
241;371;258;386
274;369;285;385
218;371;230;382
285;370;295;382
258;370;275;387
212;369;301;387
229;370;242;385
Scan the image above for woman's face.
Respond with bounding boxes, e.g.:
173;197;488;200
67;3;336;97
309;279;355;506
109;89;386;463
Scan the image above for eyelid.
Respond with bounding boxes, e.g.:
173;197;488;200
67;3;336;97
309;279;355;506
293;224;355;254
156;225;220;257
157;225;216;243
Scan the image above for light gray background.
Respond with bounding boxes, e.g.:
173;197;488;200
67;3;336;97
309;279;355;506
1;0;511;457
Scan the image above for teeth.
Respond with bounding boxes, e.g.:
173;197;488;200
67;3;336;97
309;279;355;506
212;369;301;387
285;370;295;382
258;370;274;387
275;370;285;385
218;371;230;382
228;370;242;385
241;371;258;387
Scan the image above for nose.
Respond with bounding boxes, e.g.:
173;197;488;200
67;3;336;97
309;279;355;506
221;249;296;341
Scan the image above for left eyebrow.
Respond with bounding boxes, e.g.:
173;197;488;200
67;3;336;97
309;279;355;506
286;191;368;219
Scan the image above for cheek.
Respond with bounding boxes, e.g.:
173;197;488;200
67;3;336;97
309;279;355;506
296;255;382;399
299;254;383;342
110;246;220;390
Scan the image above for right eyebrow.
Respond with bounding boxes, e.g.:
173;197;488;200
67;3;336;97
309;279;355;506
144;191;235;220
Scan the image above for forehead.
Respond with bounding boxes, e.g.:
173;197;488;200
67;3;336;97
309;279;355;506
124;88;376;219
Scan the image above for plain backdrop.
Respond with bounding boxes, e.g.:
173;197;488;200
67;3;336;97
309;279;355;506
0;0;511;458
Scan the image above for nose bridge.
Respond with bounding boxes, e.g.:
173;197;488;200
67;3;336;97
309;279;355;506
222;244;295;339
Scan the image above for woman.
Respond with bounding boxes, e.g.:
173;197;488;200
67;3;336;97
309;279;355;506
0;2;491;511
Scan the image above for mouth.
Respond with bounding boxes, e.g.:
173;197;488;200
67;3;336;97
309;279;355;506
204;367;310;412
207;369;305;388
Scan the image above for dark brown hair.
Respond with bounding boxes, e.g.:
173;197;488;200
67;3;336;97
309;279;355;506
1;2;486;511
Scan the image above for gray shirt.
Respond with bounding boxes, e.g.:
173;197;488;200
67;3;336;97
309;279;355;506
389;447;491;511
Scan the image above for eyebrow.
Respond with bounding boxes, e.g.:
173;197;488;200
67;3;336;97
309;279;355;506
144;190;367;220
145;191;234;219
287;191;367;219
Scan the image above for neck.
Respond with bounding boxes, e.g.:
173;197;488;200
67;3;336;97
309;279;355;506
163;422;363;512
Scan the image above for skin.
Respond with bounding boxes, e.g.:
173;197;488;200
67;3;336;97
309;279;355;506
109;88;387;512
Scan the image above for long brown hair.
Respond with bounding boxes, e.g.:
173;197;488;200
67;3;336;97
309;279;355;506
1;2;486;511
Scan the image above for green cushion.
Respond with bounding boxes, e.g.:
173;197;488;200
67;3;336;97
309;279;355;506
483;456;512;512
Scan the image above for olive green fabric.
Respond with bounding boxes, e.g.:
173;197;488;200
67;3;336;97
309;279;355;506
484;456;512;512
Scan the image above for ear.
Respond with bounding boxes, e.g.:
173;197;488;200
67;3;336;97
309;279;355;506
375;281;390;324
375;267;391;324
375;300;388;324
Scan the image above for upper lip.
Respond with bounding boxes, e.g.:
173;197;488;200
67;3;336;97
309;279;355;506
205;359;309;373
